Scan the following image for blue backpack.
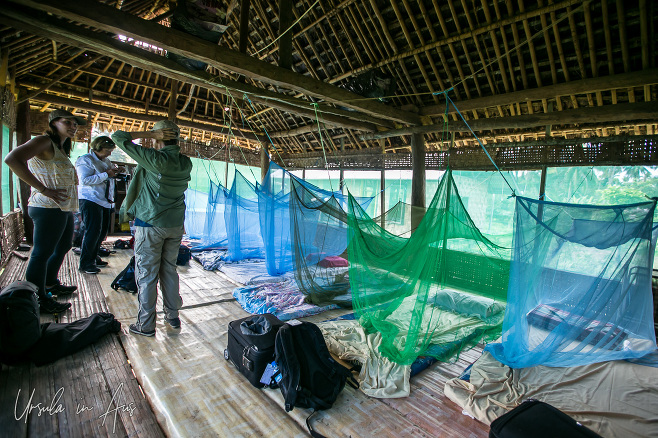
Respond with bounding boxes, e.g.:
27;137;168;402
111;256;137;294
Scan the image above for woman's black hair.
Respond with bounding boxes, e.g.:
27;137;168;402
163;139;178;146
44;120;73;157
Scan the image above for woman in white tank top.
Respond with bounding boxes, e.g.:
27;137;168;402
4;109;86;314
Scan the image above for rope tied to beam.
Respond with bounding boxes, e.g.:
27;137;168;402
253;0;320;56
311;101;334;192
431;88;516;197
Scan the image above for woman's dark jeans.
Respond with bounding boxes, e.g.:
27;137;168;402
79;199;111;271
26;207;74;299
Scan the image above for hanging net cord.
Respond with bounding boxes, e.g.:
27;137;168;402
347;169;511;365
243;94;287;167
486;197;658;368
432;89;517;197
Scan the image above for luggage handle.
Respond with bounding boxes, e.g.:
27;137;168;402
242;347;254;371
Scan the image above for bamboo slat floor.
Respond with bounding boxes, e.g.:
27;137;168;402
97;245;490;438
0;249;165;438
0;242;490;437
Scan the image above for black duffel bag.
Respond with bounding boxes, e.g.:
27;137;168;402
489;400;602;438
0;281;41;364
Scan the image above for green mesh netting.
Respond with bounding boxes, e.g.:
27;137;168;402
348;169;511;365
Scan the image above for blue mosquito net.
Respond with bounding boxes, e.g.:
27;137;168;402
259;162;373;276
225;170;265;261
184;188;208;239
201;181;229;249
289;177;353;306
259;163;294;275
486;196;658;368
184;182;229;250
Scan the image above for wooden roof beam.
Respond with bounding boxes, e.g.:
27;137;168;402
33;92;266;143
362;101;658;139
18;54;102;103
8;0;420;126
0;7;387;133
420;69;658;116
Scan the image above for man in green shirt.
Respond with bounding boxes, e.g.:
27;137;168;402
112;120;193;336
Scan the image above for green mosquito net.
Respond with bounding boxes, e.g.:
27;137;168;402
347;169;511;365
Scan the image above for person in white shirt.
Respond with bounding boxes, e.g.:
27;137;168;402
5;108;84;314
75;136;123;274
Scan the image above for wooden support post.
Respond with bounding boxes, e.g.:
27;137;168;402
9;66;16;96
239;0;251;54
278;0;293;70
411;133;425;231
0;117;4;215
224;144;229;188
0;49;8;86
260;143;269;183
87;88;93;150
539;102;553;201
238;0;251;83
15;90;33;242
168;79;178;122
339;137;344;193
449;131;455;168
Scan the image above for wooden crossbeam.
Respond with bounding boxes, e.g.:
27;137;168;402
34;93;266;143
420;69;658;117
0;6;386;132
8;0;420;126
362;102;658;140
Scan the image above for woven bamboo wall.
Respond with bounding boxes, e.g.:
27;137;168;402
0;86;16;130
0;210;24;268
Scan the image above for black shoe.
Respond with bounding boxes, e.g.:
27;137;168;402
165;317;181;329
46;283;77;296
39;297;71;314
72;247;81;255
95;259;109;267
80;266;101;274
99;248;116;256
129;323;155;337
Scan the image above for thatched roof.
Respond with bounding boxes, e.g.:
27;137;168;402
1;0;656;168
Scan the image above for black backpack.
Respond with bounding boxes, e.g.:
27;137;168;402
274;321;357;413
0;281;42;364
111;256;137;294
176;244;191;266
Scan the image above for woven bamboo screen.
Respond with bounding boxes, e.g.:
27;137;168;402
1;86;16;130
278;136;658;171
0;210;24;268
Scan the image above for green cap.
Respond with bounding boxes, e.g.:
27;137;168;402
48;109;87;126
150;120;180;139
